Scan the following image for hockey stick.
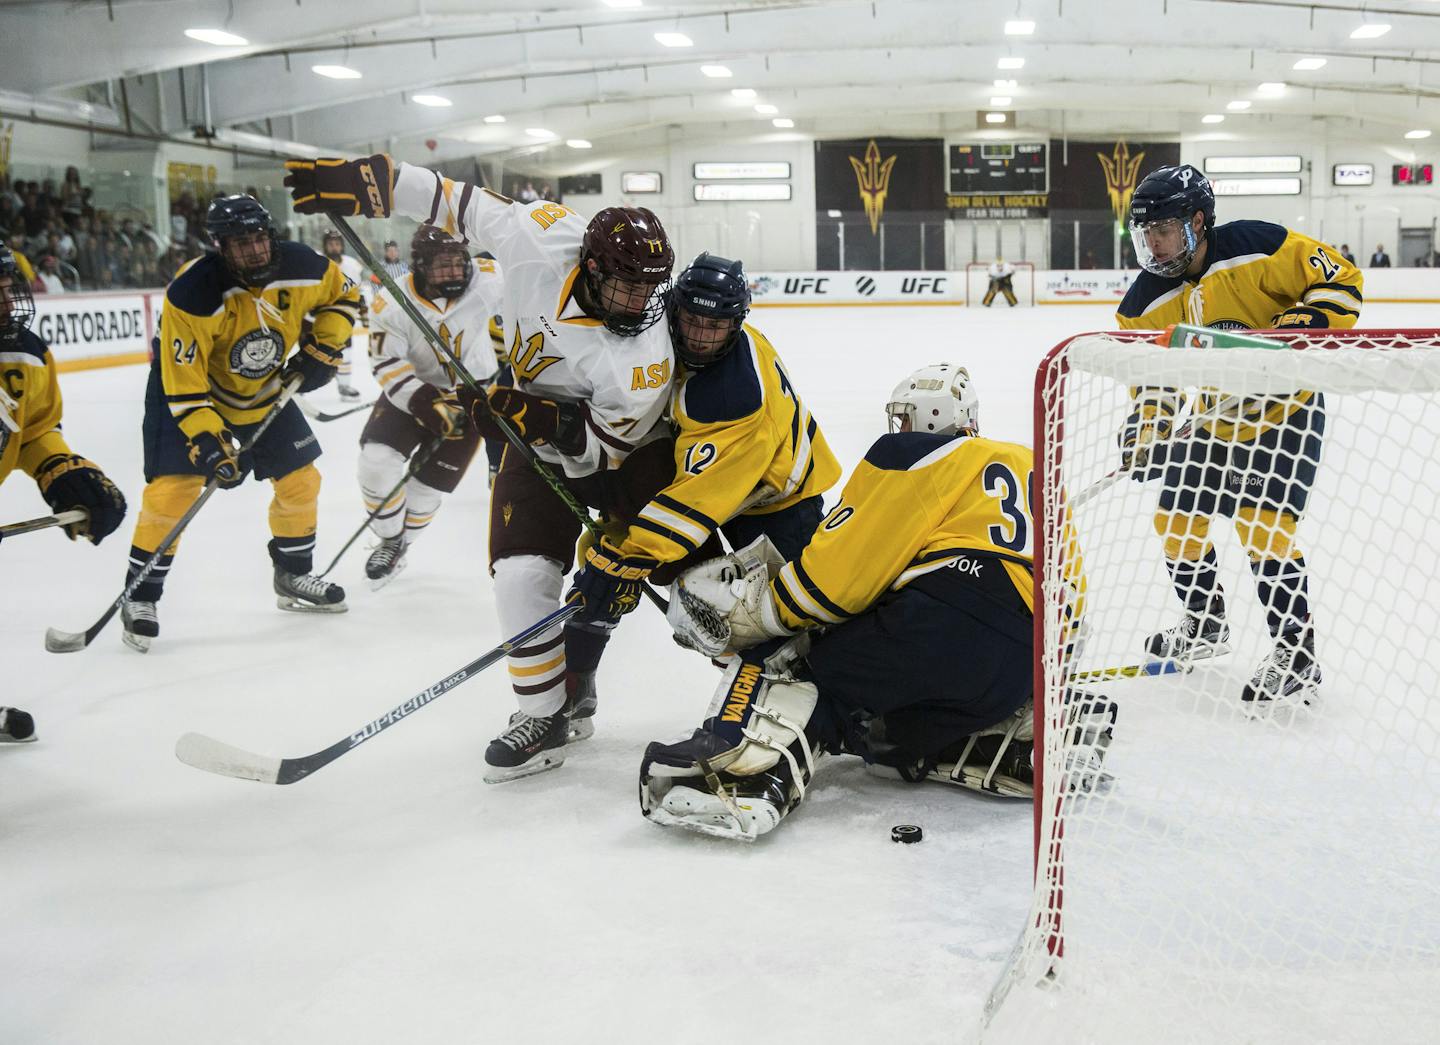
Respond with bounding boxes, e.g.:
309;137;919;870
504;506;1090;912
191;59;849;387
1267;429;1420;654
329;216;668;613
316;432;446;579
1071;397;1234;510
1067;659;1186;684
175;602;583;784
44;379;303;653
0;508;87;543
295;395;375;422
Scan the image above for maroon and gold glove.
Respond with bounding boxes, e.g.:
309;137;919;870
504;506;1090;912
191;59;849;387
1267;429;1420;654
410;384;465;439
284;154;395;217
471;386;587;456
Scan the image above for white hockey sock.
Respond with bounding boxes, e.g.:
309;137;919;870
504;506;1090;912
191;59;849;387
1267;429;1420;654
358;441;407;541
402;477;444;541
493;554;567;718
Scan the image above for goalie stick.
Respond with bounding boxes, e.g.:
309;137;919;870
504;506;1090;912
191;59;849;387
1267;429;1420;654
0;508;87;543
329;216;668;613
44;378;302;653
295;395;375;422
175;602;582;784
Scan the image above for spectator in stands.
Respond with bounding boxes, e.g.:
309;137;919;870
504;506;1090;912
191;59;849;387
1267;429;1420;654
1370;243;1392;268
35;255;65;294
1339;243;1356;265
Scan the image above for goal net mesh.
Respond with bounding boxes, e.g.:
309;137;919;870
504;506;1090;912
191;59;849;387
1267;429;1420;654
980;328;1440;1044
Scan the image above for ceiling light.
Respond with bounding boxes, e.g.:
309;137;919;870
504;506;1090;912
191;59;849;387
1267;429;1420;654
1350;23;1391;39
483;114;506;123
526;127;556;138
412;94;452;107
184;28;248;46
312;65;361;79
1405;129;1432;139
1257;82;1286;95
1202;114;1225;124
603;0;644;7
1227;100;1251;111
1004;20;1035;35
990;96;1013;106
567;139;593;149
1292;57;1326;70
994;79;1018;90
731;87;757;99
772;117;794;128
654;32;693;47
985;112;1008;124
755;103;779;114
701;65;732;78
997;57;1025;69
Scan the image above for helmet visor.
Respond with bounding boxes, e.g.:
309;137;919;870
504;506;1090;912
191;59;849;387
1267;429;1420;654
1129;217;1198;278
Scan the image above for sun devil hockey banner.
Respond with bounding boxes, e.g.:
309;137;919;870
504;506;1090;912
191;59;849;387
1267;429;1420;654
815;138;945;233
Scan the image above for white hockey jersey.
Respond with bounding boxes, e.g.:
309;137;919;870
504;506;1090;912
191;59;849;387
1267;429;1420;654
368;259;506;415
391;162;675;477
336;252;373;305
988;261;1015;280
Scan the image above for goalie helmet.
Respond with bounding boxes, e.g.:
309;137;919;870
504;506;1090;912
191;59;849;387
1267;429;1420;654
205;194;281;287
1129;164;1215;278
886;363;980;436
579;206;674;336
0;245;36;347
410;225;472;299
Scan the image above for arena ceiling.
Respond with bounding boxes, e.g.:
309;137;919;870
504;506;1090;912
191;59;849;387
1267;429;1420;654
4;0;1440;163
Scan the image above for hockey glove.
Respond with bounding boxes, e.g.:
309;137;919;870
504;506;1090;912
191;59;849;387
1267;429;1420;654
568;539;657;626
187;430;246;489
34;453;128;544
282;334;344;393
283;154;395;217
473;386;587;456
1117;393;1175;474
1272;306;1330;329
410;384;465;439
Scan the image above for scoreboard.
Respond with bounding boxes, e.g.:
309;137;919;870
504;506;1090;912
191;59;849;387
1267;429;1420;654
948;142;1049;194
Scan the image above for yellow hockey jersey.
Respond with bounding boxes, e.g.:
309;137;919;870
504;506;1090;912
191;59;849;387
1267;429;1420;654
159;242;361;442
0;328;73;487
1117;220;1362;442
617;324;840;564
769;432;1036;632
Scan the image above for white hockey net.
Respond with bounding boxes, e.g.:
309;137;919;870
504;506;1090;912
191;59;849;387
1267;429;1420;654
981;328;1440;1043
966;262;1035;306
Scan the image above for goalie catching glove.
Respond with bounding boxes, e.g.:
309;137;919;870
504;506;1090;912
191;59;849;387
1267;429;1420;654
667;535;795;657
283;154;395;217
33;453;127;544
568;539;657;626
469;386;587;456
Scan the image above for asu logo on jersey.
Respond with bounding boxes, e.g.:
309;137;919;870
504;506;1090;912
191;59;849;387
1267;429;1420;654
509;328;562;382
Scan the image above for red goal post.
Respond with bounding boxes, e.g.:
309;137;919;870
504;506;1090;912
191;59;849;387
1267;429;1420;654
965;261;1035;306
979;326;1440;1044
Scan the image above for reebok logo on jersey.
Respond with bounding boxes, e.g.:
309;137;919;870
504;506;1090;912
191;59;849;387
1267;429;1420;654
721;663;763;723
945;555;984;577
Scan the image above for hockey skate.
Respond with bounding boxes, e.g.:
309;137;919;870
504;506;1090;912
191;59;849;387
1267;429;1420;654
337;382;362;400
274;568;347;613
1145;598;1231;663
640;729;796;842
1242;629;1320;719
483;712;569;783
364;536;407;590
121;599;159;653
0;706;36;743
563;671;598;743
864;710;1034;798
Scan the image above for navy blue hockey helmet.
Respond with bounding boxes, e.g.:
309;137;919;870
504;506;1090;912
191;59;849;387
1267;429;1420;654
1128;165;1216;277
205;194;280;286
0;245;36;345
667;252;751;368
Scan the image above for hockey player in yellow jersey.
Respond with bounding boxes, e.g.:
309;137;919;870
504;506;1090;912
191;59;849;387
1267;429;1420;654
568;252;840;630
119;196;362;652
639;364;1112;840
0;245;127;741
1118;164;1361;714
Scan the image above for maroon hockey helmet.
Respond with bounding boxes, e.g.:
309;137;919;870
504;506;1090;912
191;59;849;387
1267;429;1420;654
580;206;674;335
410;224;472;299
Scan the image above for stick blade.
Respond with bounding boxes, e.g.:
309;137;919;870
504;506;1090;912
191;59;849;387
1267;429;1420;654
175;732;283;784
44;626;90;653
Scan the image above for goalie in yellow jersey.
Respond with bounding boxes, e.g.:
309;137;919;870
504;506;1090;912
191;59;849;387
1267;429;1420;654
1118;164;1362;714
118;196;362;652
638;364;1112;841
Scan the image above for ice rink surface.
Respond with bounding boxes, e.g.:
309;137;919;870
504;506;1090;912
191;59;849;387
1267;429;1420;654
2;301;1434;1044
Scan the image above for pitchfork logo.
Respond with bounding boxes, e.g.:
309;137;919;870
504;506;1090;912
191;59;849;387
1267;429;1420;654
849;139;897;236
1097;140;1146;229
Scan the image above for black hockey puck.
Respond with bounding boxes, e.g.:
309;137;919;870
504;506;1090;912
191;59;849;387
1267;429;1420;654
891;824;923;844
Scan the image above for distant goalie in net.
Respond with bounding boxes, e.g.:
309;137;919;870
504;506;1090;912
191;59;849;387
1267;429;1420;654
982;257;1019;307
640;364;1113;841
1119;163;1364;713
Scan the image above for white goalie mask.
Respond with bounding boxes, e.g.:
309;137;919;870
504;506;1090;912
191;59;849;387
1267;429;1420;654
885;363;980;436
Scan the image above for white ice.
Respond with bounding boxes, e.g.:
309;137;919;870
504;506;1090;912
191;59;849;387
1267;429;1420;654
1;302;1433;1044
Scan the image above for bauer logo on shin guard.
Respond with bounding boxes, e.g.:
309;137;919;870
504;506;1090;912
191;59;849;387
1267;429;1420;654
721;663;763;723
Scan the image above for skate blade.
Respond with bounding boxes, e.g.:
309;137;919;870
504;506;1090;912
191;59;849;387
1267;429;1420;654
567;717;595;744
483;749;565;784
0;732;38;744
1242;687;1318;723
121;630;152;654
931;763;1034;799
368;558;407;591
276;596;348;614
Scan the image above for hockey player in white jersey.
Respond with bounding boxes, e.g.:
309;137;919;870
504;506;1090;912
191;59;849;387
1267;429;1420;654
358;225;505;587
982;257;1018;307
286;154;679;782
321;229;366;399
